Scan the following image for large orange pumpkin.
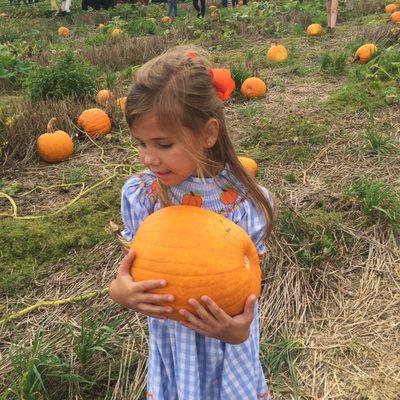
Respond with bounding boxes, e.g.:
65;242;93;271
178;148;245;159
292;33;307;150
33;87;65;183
385;3;398;13
240;77;267;99
239;156;257;177
36;118;73;163
355;43;378;63
77;108;112;138
58;26;70;37
266;43;288;63
130;205;261;322
95;89;113;104
306;23;323;36
391;10;400;23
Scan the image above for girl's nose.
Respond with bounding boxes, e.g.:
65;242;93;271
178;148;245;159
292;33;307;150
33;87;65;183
142;151;161;167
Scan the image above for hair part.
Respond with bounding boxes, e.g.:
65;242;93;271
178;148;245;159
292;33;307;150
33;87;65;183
125;45;276;240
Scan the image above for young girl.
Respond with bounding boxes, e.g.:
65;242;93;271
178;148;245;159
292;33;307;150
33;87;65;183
109;45;275;400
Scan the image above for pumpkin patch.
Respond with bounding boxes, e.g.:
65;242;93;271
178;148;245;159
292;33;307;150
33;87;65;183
306;23;323;36
266;43;288;63
240;77;267;99
130;206;261;322
77;108;112;138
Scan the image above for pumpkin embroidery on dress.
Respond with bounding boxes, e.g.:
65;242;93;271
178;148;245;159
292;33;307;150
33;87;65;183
220;187;238;205
150;180;158;194
182;192;203;207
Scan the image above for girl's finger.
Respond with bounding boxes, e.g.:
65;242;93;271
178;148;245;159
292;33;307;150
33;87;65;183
139;303;174;315
179;321;209;336
139;293;175;304
188;298;217;325
200;296;229;321
179;308;209;331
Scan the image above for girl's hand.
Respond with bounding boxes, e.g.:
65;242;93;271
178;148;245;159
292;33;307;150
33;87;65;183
109;250;174;319
178;295;257;344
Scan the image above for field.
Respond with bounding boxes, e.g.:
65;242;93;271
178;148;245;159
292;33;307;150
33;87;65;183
0;0;399;398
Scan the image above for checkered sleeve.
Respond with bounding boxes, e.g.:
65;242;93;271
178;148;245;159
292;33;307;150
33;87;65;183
120;175;152;241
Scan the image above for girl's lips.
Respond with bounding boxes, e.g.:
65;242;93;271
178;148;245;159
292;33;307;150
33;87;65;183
154;171;171;177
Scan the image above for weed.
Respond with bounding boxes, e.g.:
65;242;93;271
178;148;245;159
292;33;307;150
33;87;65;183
260;336;302;396
284;171;297;183
345;177;400;230
320;50;348;75
363;126;397;156
72;314;118;365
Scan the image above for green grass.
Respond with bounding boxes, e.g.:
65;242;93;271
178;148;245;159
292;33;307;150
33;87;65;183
0;181;123;296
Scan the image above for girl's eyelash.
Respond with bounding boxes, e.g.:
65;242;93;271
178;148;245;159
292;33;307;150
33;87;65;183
158;143;173;149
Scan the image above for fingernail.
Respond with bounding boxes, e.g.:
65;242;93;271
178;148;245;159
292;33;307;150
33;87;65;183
160;280;166;287
168;295;174;302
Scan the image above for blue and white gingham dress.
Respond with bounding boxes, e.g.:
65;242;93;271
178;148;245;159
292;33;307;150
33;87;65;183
121;165;273;400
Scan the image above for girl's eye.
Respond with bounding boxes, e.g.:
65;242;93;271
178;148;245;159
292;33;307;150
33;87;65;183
158;143;173;149
135;141;145;148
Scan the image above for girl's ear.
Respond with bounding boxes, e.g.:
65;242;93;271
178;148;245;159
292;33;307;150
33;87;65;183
202;118;219;148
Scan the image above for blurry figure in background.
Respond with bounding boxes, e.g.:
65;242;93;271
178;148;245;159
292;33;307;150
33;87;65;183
168;0;178;18
193;0;205;17
50;0;59;11
326;0;339;31
82;0;115;10
56;0;71;15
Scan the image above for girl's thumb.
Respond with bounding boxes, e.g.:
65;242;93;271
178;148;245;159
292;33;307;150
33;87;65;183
244;295;257;318
118;249;136;275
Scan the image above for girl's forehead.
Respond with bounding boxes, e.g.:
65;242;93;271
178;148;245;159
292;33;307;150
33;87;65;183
132;112;174;139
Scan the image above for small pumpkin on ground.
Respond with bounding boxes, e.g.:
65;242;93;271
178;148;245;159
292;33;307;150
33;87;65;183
266;43;288;63
130;205;261;322
111;28;122;37
95;89;113;104
306;23;323;36
36;118;73;163
210;9;219;18
161;16;172;23
238;156;257;177
355;43;378;63
391;10;400;23
385;3;398;13
97;23;105;29
58;26;70;37
209;4;217;11
240;77;267;99
77;108;112;138
117;96;127;112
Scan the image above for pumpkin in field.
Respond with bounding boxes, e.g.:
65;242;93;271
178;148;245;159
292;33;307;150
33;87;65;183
97;23;105;29
36;118;73;163
209;4;217;11
182;192;202;207
239;156;257;177
161;16;172;23
95;89;113;104
266;43;288;63
130;205;261;322
385;3;398;13
391;10;400;23
355;43;378;63
210;9;219;18
117;96;127;112
77;108;112;138
240;77;267;99
58;26;70;37
306;23;323;36
111;28;122;37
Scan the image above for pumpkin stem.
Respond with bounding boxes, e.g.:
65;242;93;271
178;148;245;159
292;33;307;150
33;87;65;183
47;117;58;133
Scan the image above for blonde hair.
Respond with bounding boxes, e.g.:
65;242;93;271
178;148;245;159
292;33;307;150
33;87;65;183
125;45;275;239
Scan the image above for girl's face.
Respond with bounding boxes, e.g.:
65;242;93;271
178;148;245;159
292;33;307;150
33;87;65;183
131;111;205;186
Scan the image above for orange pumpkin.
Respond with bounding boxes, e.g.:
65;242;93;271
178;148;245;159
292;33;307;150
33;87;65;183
182;192;202;207
210;9;219;18
97;23;105;29
161;16;172;23
116;96;127;112
111;28;122;37
238;156;257;177
240;77;267;99
355;43;378;63
306;23;323;36
36;118;73;163
266;43;288;63
391;10;400;23
95;89;113;104
209;4;217;11
77;108;112;138
220;187;238;205
385;3;398;13
130;205;261;322
58;26;70;37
